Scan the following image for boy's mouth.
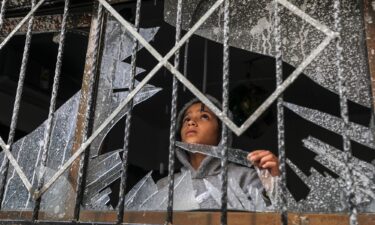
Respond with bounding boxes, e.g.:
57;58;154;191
185;130;197;136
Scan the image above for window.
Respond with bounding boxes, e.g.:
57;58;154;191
0;0;374;224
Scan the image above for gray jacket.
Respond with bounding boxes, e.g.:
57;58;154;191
157;148;271;210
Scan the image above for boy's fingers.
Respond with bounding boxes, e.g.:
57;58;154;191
248;150;269;157
247;150;270;162
247;154;260;166
262;162;281;176
261;161;277;169
259;154;275;167
247;150;280;177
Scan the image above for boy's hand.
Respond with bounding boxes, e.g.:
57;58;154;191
247;150;280;177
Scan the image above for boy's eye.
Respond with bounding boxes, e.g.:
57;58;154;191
183;117;190;123
201;114;209;120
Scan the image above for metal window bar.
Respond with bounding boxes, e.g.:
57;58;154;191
165;0;183;223
220;1;230;225
0;0;37;208
274;1;287;225
334;0;358;224
0;1;368;224
183;39;189;92
72;1;105;221
116;0;142;223
0;0;8;31
31;0;71;220
0;0;47;51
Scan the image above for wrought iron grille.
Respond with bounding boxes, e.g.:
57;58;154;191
0;0;374;224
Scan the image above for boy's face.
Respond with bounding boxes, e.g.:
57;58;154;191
180;103;219;146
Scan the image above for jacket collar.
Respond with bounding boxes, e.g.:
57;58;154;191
175;147;221;179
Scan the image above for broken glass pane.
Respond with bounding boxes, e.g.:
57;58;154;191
0;17;162;212
282;101;375;212
1;91;80;215
82;18;162;209
302;136;375;211
164;0;371;108
90;17;161;158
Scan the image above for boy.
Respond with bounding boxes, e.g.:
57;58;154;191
158;96;279;209
179;99;280;176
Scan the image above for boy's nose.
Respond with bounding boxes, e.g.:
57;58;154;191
187;119;197;126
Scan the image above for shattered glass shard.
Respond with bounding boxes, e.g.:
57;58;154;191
83;150;123;208
88;187;113;210
203;179;228;208
125;171;158;210
138;170;199;211
246;185;268;211
284;102;375;149
287;158;346;212
39;167;75;218
303;136;375;182
160;170;199;210
90;21;161;158
228;178;252;210
203;179;244;210
102;18;159;61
